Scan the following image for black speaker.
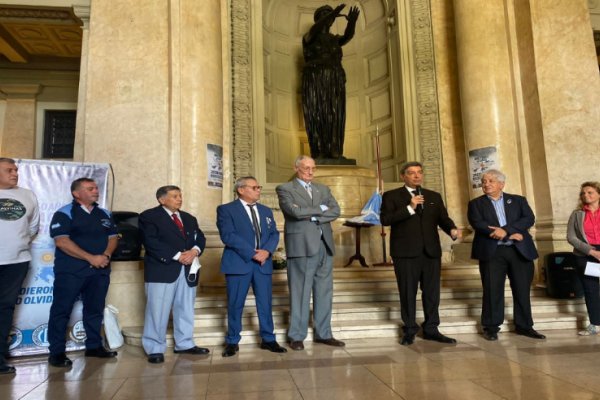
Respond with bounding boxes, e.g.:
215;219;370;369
544;252;583;299
111;211;142;261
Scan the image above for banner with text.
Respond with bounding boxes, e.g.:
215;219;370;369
9;160;110;357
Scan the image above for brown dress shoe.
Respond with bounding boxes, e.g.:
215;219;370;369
288;340;304;351
314;337;345;347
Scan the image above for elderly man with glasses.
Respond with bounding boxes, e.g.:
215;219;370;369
276;155;343;351
217;176;286;357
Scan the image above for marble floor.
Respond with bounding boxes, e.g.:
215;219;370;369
2;329;600;399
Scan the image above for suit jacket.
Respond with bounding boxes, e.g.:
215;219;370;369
567;209;593;257
467;193;538;262
276;179;340;257
380;186;456;258
139;205;206;287
217;199;279;275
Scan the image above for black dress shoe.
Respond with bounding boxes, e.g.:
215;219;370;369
260;340;287;353
147;353;164;364
222;344;239;357
48;353;73;368
288;341;304;351
173;346;210;355
401;334;415;345
314;337;345;347
0;359;16;374
85;347;118;358
515;328;546;339
483;331;498;341
423;332;457;344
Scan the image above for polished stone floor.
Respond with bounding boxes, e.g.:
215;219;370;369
2;329;600;399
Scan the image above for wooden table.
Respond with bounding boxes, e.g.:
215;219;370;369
343;221;373;268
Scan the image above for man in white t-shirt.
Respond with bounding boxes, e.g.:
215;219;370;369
0;158;39;374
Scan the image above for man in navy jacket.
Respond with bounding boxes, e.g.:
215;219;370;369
468;169;544;341
217;176;286;357
139;185;208;364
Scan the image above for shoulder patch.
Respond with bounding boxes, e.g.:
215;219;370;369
56;204;74;220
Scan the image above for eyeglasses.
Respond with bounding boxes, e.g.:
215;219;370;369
243;185;263;191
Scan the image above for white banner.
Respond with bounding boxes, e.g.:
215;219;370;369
9;160;111;357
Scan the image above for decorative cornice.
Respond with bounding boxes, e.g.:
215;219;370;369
0;6;81;25
410;0;444;196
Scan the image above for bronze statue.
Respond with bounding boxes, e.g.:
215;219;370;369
302;4;360;164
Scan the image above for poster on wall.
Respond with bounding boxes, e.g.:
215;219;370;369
468;146;498;188
207;144;223;188
9;159;111;357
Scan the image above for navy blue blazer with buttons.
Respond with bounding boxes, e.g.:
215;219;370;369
139;205;206;287
467;192;538;262
217;199;279;275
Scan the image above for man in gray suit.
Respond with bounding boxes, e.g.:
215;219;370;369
276;155;343;350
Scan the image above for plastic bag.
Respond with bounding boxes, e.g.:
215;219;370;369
103;304;124;350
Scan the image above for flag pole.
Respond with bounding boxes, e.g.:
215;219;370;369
373;126;393;266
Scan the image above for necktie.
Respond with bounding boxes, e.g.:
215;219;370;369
306;183;313;198
172;213;185;236
411;188;423;214
247;204;261;248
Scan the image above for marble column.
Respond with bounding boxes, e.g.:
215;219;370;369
72;5;90;162
79;1;227;324
0;84;41;158
174;0;226;283
453;0;524;199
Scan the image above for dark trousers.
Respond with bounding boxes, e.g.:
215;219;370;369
225;264;275;345
479;246;534;333
392;254;441;336
48;272;110;355
0;262;29;356
575;244;600;326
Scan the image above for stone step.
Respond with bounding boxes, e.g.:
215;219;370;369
122;311;590;347
190;297;586;328
199;264;482;293
194;286;552;308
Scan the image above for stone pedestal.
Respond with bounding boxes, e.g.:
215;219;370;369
312;166;386;268
105;260;145;328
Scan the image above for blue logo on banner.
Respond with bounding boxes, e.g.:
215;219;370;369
32;324;49;347
8;327;23;350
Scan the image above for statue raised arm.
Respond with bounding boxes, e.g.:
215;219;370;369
302;4;360;164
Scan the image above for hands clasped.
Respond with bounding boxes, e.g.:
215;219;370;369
178;249;200;265
488;226;523;241
253;249;270;265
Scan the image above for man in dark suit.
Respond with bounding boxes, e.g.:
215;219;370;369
276;155;343;351
217;176;286;357
381;161;460;345
468;169;545;341
139;185;209;364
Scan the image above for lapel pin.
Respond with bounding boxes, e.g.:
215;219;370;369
507;199;512;205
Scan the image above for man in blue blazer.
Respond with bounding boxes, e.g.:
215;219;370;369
217;176;286;357
468;169;545;341
139;185;209;364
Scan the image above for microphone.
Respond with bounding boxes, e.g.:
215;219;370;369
415;185;423;215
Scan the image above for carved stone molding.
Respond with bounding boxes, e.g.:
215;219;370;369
410;0;444;196
230;0;254;180
230;0;443;193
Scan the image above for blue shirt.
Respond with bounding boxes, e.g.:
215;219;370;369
487;194;513;246
50;200;118;276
